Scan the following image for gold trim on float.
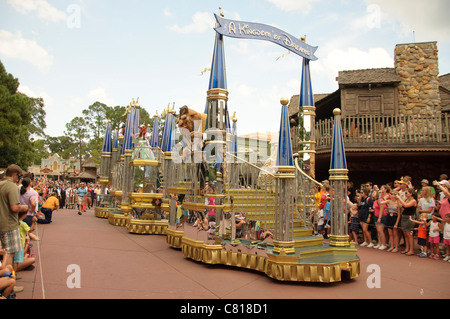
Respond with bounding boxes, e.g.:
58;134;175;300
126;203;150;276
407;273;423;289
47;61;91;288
130;159;161;167
130;192;163;200
94;207;109;219
131;203;156;209
127;219;168;235
329;169;349;175
99;177;110;184
207;88;229;95
329;235;350;247
274;173;296;179
179;235;360;283
329;175;349;181
276;166;295;173
265;259;360;283
107;212;128;227
207;95;228;101
165;228;184;249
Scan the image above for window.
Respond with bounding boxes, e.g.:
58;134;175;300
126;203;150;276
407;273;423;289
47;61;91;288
358;96;382;114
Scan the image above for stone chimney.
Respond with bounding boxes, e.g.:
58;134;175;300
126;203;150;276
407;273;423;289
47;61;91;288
395;41;440;115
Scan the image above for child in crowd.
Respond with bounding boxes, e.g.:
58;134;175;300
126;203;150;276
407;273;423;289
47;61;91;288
428;213;443;260
436;213;450;262
410;213;429;257
0;246;17;298
317;208;324;237
323;194;331;239
207;216;216;240
13;212;36;273
349;203;360;245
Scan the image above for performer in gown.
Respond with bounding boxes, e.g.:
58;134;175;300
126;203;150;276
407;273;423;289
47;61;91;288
132;124;154;161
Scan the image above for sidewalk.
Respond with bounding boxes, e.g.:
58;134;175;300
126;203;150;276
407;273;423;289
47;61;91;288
16;207;450;299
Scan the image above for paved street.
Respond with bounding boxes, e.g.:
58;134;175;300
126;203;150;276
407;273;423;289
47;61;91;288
16;207;450;300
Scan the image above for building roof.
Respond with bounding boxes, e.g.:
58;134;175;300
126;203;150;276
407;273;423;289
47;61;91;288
82;157;98;168
337;68;401;86
288;93;331;117
439;73;450;91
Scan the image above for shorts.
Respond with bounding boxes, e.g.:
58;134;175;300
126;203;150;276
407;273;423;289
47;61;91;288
350;217;360;232
23;215;35;227
443;239;450;246
77;196;85;205
429;236;440;244
418;237;427;246
0;229;22;254
377;215;388;226
12;248;24;264
385;214;398;228
359;212;369;224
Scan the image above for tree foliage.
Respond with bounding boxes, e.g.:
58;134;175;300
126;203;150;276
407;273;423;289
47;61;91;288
0;60;46;168
1;59;162;169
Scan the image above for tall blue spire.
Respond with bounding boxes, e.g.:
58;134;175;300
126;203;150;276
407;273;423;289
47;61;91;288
113;127;119;151
231;117;238;157
122;107;135;154
150;116;159;148
330;109;347;170
161;111;176;152
276;98;294;167
208;31;227;90
101;122;112;153
299;58;314;107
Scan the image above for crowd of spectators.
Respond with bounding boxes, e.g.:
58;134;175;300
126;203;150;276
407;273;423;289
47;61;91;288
0;164;102;298
315;173;450;261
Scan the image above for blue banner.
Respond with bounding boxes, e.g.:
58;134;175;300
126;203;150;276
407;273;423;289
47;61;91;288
214;14;318;61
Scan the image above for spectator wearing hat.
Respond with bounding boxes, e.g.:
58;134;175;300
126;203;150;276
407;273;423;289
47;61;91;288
397;179;409;201
0;165;29;268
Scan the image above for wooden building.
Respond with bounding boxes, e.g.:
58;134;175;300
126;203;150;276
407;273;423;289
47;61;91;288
289;41;450;188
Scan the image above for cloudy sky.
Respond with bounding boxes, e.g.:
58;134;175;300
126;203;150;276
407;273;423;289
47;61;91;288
1;0;449;138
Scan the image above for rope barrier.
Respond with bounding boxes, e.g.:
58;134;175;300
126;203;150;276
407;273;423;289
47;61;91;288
34;223;45;299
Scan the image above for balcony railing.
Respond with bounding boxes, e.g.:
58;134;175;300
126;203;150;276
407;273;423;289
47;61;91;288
315;113;450;149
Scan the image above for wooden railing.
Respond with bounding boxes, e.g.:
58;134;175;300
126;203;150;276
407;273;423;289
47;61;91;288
315;113;450;148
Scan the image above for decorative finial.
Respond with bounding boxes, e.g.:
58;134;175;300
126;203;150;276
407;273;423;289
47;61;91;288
231;111;237;123
135;97;140;108
280;97;289;106
219;7;224;17
300;35;307;43
333;108;341;116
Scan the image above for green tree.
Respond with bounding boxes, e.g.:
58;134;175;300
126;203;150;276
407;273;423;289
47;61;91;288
47;136;76;159
82;101;108;140
65;116;89;170
0;60;46;168
31;139;50;165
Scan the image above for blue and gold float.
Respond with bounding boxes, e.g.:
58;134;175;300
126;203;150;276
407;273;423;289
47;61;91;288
95;10;360;283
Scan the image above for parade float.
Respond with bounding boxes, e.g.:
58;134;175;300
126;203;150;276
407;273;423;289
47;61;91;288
95;10;360;283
